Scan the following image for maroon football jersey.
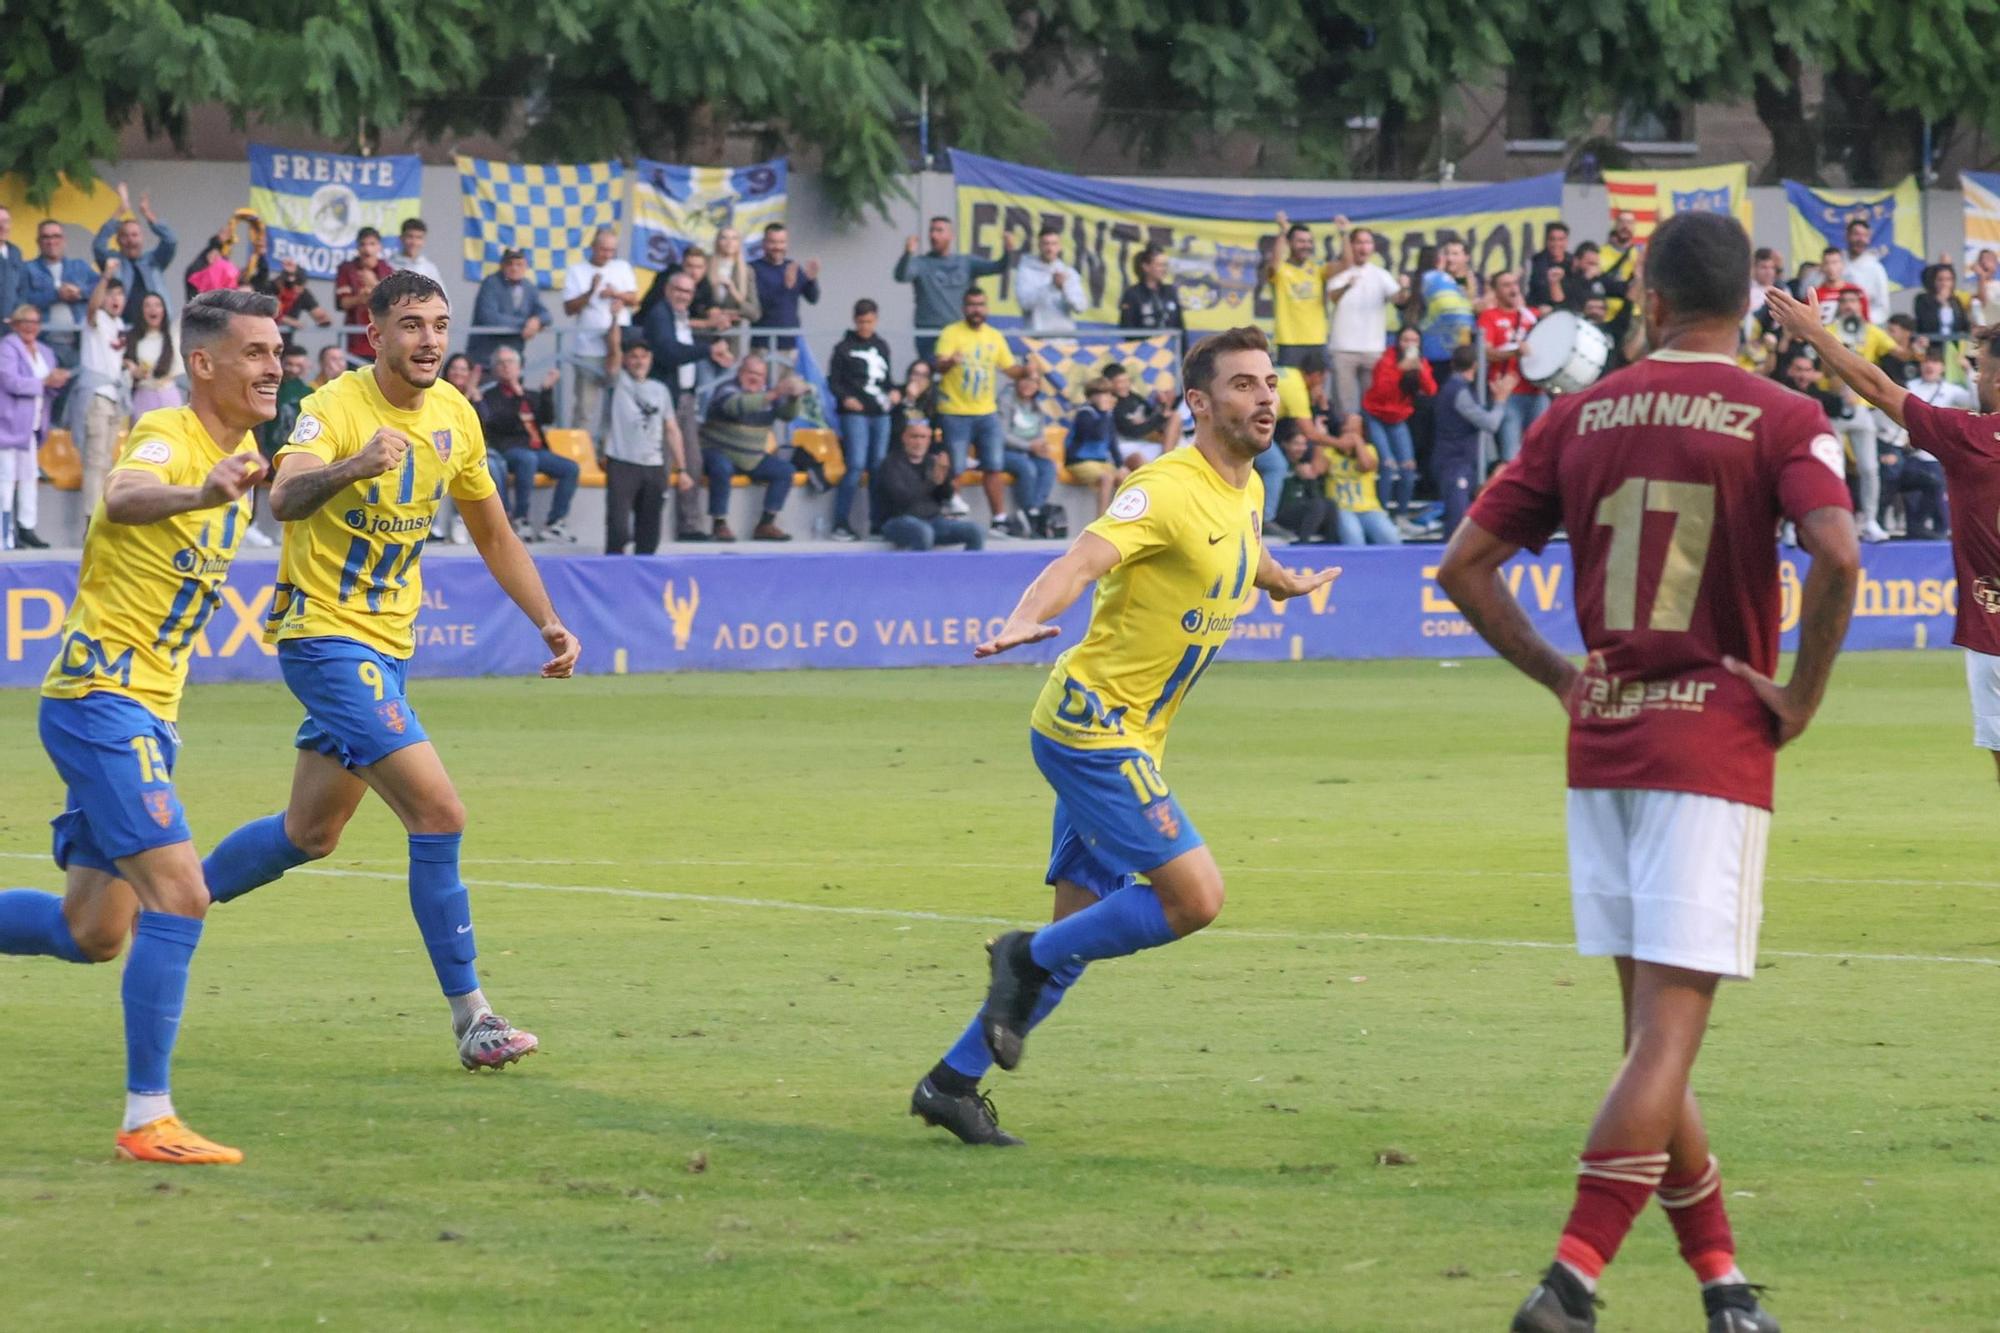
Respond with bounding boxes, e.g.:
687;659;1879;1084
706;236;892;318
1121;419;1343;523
1469;350;1853;808
1900;396;2000;655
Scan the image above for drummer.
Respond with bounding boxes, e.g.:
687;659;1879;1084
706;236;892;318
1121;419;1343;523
1477;270;1543;462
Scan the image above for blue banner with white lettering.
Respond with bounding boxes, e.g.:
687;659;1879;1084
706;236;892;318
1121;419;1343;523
0;543;1963;691
247;144;425;280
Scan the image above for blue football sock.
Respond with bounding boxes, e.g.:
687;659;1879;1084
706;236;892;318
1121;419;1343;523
203;813;313;904
123;911;204;1094
408;833;479;998
0;889;90;963
1028;884;1177;971
941;958;1085;1081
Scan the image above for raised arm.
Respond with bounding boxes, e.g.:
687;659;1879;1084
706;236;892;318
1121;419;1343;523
458;491;581;677
1763;284;1909;427
103;453;261;525
268;428;406;521
973;531;1122;658
1723;505;1858;746
1437;518;1579;703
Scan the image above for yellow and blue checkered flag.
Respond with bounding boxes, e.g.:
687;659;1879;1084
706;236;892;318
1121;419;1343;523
456;156;627;288
1013;333;1180;423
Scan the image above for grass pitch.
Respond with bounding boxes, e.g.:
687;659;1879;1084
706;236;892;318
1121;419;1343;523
2;653;1996;1331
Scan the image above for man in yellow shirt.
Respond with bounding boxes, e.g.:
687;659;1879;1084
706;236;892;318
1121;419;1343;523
1262;211;1332;368
1324;413;1402;546
907;326;1335;1146
199;269;583;1071
934;288;1033;536
2;290;278;1164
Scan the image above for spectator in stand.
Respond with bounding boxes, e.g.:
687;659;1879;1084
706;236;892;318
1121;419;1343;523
1015;224;1088;333
1325;414;1401;547
313;343;347;388
1105;360;1179;468
20;219;96;365
1843;215;1891;326
0;206;20;323
1324;223;1404;417
604;337;694;556
748;222;819;351
333;226;387;363
1876;314;1923;385
1065;376;1124;515
1971;248;2000;324
1263;212;1332;368
476;345;578;542
1828;287;1894;362
1118;245;1184;331
934;287;1032;538
1418;239;1475;385
1272;419;1337;543
1273;349;1339;531
1915;261;1972;344
468;248;548;368
679;248;741;337
258;345;313;466
1361;325;1430;524
889;358;936;449
1552;241;1625;315
182;215;245;297
92;183;176;327
0;305;69;548
1601;211;1642;308
877;417;985;551
1476;269;1540;462
638;267;710;539
1526;221;1571;313
386;217;442;284
126;291;183;416
424;353;485;545
994;365;1060;537
828;298;897;541
1746;247;1783;337
705;226;760;339
256;254;330;351
895;216;1013;362
1779;348;1884;542
1433;344;1515;538
1811;247;1856;323
76;269;129;514
700;348;805;542
562;225;640;433
1881;346;1964;537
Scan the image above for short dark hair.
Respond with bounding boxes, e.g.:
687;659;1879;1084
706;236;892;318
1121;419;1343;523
1298;348;1330;376
1887;313;1916;333
1921;344;1946;363
1450;345;1478;374
929;215;951;228
1753;247;1778;264
1038;223;1062;240
1101;361;1128;379
368;269;447;319
1181;326;1272;395
1846;214;1871;232
622;337;651;355
1285;223;1311;240
1546;221;1570;237
1135;244;1165;277
1822;245;1843;260
1643;212;1751;323
100;277;124;293
181;288;279;353
962;287;987;305
400;217;426;235
1274;417;1303;445
1574;241;1600;259
763;222;786;235
355;226;381;244
852;298;877;318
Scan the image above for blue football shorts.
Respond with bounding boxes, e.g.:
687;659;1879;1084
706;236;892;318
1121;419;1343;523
39;692;192;873
278;636;428;770
1029;729;1205;900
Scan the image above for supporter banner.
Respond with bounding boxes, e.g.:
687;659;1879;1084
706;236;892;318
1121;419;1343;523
1961;171;2000;273
0;172;121;242
1783;177;1925;290
1602;164;1751;242
628;158;787;276
951;151;1563;331
0;544;1961;689
1014;332;1179;423
247;145;424;280
456;156;625;288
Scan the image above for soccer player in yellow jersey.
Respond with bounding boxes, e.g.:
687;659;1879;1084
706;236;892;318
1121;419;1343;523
1262;211;1333;369
200;270;581;1071
0;290;281;1164
910;327;1336;1145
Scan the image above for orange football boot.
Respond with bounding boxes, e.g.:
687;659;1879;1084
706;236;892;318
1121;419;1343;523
115;1116;244;1165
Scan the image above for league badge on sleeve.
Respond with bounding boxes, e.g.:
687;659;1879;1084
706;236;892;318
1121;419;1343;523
290;414;323;444
1809;433;1844;478
1108;486;1150;521
432;430;453;461
130;439;173;466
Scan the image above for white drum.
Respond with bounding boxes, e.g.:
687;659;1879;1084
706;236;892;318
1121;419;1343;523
1519;311;1612;395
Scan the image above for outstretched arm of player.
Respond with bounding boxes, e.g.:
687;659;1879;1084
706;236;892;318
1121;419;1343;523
458;492;582;678
103;453;261;525
1724;505;1859;747
974;531;1122;659
1253;547;1339;602
1763;284;1909;426
1436;518;1581;704
269;428;410;521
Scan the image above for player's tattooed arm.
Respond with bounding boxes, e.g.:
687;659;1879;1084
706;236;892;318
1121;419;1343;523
269;428;409;520
1437;519;1581;704
1725;505;1859;747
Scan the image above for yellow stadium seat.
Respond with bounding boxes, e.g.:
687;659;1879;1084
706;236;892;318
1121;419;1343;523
789;426;845;484
38;429;82;491
543;429;606;488
729;473;811;488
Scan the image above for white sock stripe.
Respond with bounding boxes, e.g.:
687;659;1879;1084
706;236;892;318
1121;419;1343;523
1582;1152;1672;1168
1579;1168;1668;1187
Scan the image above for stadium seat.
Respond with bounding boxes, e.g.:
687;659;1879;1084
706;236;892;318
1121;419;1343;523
729;473;811;487
789;426;845;484
957;469;1016;487
543;429;606;487
38;430;82;491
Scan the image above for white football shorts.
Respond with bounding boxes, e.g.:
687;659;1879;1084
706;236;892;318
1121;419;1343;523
1965;649;2000;751
1566;788;1771;980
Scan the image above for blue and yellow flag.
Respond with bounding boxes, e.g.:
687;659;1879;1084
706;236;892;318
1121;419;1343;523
456;156;626;288
628;158;787;276
1602;164;1751;242
248;145;423;279
1012;333;1179;424
1784;177;1926;290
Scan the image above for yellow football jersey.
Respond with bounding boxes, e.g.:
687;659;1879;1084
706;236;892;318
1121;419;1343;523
265;369;496;658
1030;448;1265;762
41;407;260;721
1271;259;1330;346
934;322;1016;416
1324;442;1383;514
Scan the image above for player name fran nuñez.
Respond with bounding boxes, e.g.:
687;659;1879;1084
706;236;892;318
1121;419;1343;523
1573;391;1763;441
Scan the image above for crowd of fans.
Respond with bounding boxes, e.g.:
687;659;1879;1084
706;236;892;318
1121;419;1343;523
2;186;1989;554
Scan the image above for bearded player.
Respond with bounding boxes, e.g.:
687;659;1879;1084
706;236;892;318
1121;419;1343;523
1763;283;2000;786
199;270;580;1071
908;327;1336;1146
0;291;279;1162
1437;213;1861;1333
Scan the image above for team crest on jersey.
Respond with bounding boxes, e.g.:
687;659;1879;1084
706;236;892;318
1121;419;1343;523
1975;576;2000;615
432;429;453;461
142;791;175;828
1144;801;1181;841
378;701;408;735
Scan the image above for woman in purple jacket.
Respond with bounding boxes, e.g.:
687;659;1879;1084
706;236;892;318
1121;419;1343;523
0;303;69;548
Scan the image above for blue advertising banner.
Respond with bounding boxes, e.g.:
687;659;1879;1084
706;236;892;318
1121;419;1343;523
0;544;1962;692
247;145;424;280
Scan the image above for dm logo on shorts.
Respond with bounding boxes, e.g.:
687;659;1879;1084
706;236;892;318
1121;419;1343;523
432;429;453;461
1145;801;1181;842
142;791;175;829
344;508;367;530
377;701;408;735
